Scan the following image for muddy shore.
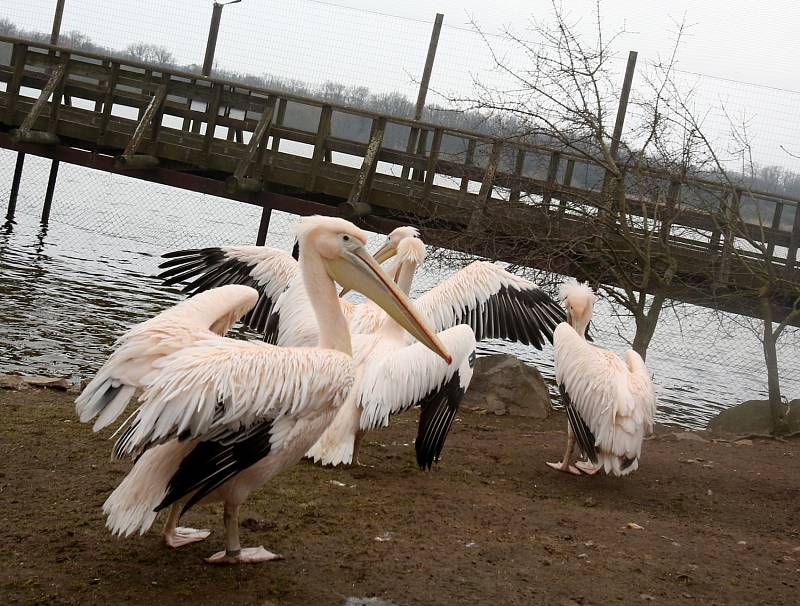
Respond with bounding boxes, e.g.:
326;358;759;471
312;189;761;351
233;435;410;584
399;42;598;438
1;389;798;605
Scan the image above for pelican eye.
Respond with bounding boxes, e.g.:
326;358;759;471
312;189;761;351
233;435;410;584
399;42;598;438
342;235;350;242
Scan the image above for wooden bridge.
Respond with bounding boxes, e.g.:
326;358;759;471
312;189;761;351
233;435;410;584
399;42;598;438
1;36;798;324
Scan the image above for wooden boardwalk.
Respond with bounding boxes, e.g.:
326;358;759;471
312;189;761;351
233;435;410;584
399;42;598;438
1;36;798;323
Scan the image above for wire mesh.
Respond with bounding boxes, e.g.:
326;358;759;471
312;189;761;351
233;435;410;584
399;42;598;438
1;1;799;428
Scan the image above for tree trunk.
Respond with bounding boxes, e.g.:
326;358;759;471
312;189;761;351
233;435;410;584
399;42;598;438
631;291;667;361
759;295;788;434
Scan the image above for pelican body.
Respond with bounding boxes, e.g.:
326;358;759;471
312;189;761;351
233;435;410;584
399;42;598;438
76;216;450;564
546;282;656;476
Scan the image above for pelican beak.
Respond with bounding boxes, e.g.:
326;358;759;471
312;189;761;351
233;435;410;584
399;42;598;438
373;240;398;265
339;239;397;298
325;244;451;363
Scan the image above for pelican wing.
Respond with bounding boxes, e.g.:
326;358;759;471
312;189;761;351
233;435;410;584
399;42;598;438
358;325;477;469
76;285;259;432
415;262;565;349
554;323;656;475
112;339;354;458
159;245;298;334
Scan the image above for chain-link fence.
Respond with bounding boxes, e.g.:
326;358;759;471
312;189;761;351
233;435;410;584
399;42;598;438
1;1;799;429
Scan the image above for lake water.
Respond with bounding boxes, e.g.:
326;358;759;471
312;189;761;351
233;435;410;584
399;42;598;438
1;150;798;430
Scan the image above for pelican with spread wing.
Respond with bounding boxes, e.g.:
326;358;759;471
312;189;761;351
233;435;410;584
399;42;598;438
76;216;450;564
546;282;656;476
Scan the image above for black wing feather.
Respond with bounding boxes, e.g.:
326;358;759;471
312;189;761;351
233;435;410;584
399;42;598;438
559;383;597;463
154;418;274;516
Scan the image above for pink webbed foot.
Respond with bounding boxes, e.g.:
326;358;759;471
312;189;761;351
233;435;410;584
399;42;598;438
575;460;601;475
164;527;211;548
546;461;583;476
205;546;283;565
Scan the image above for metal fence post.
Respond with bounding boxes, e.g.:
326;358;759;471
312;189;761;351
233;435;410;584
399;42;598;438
203;1;242;76
402;13;444;180
609;50;638;161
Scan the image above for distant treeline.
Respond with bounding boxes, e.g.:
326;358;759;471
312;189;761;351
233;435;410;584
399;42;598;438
2;18;799;204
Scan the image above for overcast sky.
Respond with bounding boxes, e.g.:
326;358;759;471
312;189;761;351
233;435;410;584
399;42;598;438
5;0;800;168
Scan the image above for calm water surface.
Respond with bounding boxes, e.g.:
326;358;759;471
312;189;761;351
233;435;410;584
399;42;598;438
1;153;798;430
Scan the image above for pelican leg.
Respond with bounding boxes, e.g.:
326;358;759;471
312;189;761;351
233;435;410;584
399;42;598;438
205;502;282;565
546;423;582;475
351;429;374;468
575;460;601;475
163;503;211;548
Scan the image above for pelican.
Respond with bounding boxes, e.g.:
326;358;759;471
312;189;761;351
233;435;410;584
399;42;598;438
307;235;477;468
546;282;656;476
75;216;450;564
157;226;417;337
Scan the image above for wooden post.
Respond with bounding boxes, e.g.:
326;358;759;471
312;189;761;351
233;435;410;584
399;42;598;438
558;158;575;216
401;13;444;180
203;2;224;77
5;44;29;124
270;98;287;152
97;62;120;146
307;105;333;190
41;160;60;225
459;139;477;198
509;149;525;203
765;201;784;259
542;151;561;208
6;153;25;223
11;63;66;144
226;100;276;193
421;128;444;202
117;82;168;167
256;206;272;246
344;117;386;213
50;0;66;45
786;203;800;276
609;51;638;161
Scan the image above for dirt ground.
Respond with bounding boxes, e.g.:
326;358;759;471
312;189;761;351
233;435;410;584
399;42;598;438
1;389;799;606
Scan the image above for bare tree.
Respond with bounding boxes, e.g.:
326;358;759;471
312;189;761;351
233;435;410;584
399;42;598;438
125;42;175;66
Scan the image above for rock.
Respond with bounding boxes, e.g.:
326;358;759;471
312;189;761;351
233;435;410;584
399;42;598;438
0;374;30;390
672;432;707;442
460;354;552;418
708;399;800;434
23;376;72;391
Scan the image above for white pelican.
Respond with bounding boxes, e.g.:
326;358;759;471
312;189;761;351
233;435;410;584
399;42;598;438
76;216;450;564
546;282;656;476
157;226;417;337
307;236;477;468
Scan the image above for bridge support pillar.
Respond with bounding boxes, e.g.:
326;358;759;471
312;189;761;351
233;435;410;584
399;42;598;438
41;159;60;225
256;206;272;246
6;152;25;223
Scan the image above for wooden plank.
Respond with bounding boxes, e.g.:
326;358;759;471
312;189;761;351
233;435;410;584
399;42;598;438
119;81;167;160
12;62;66;140
306;105;333;190
346;116;386;209
509;148;526;203
225;100;276;191
421;128;443;202
412;129;429;181
400;126;420;180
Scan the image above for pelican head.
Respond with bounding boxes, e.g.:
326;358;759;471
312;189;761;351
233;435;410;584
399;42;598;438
372;225;421;265
297;216;450;363
559;280;595;339
387;235;426;285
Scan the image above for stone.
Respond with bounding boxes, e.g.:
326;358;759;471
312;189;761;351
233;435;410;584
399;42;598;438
23;376;72;391
460;354;552;418
0;374;29;390
708;399;800;434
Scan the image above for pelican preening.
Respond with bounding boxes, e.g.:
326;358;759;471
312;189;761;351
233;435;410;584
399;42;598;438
546;282;656;476
76;216;451;564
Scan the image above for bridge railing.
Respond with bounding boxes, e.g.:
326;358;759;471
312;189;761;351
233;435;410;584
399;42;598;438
1;35;798;281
